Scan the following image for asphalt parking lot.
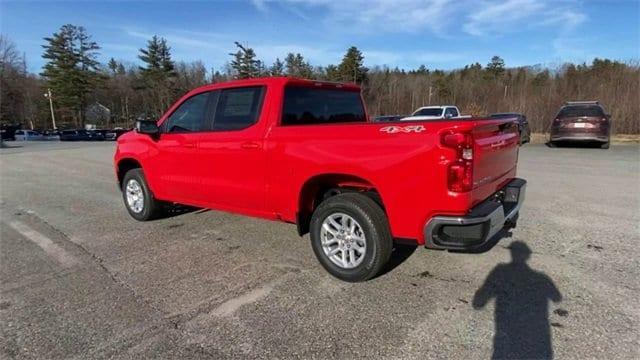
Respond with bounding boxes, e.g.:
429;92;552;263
1;141;638;359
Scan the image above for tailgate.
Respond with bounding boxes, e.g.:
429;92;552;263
472;119;520;194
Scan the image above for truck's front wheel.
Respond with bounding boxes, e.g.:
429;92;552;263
310;193;392;282
122;168;164;221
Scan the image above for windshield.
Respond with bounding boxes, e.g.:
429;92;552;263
413;108;443;116
558;106;604;118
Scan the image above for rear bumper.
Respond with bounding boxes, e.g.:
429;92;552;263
424;178;526;250
550;134;609;142
550;129;609;143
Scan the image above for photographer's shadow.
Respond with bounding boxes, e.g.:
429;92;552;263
473;241;562;359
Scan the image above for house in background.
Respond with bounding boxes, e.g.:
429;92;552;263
85;102;111;128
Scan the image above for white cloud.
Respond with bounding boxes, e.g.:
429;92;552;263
122;27;344;67
120;0;589;69
253;0;586;37
125;29;228;50
463;0;587;36
255;0;457;34
464;0;544;36
251;0;269;13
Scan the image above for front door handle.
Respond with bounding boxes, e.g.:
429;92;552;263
241;142;260;150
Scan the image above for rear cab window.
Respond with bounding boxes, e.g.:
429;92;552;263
281;86;366;126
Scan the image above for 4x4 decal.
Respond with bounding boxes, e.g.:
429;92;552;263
379;125;426;134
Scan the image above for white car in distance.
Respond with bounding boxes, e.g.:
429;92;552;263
401;106;470;121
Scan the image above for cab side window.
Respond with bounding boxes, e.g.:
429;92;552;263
213;86;265;131
164;92;212;133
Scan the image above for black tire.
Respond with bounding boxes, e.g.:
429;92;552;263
121;168;164;221
601;141;610;149
309;193;393;282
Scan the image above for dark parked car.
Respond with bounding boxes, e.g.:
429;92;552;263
59;130;79;141
98;129;117;141
87;129;105;141
550;101;611;149
373;115;409;122
60;130;91;141
489;113;531;144
1;124;21;140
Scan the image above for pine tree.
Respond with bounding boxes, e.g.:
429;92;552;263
108;58;119;75
284;53;313;78
138;36;176;115
486;56;505;79
228;42;260;79
41;24;102;126
270;58;284;76
415;65;428;74
338;46;368;84
325;64;341;81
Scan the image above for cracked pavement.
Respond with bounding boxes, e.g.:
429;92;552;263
0;141;638;359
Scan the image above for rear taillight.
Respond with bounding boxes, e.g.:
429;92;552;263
441;130;473;192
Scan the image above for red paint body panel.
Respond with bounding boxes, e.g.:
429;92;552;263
114;77;520;245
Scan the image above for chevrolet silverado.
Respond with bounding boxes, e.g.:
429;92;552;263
114;77;526;281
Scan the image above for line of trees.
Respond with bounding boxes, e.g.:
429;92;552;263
1;24;638;133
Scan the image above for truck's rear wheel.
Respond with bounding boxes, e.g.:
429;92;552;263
310;193;392;282
122;168;163;221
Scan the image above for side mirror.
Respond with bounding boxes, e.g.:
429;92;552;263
135;120;159;137
445;113;453;119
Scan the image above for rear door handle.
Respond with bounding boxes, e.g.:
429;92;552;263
184;142;196;148
241;142;260;150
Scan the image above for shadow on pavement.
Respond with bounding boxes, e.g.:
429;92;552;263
376;243;417;278
161;204;209;219
473;241;562;360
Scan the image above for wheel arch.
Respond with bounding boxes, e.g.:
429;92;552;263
296;173;385;236
116;158;143;189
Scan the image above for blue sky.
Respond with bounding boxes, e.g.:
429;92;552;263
1;0;638;73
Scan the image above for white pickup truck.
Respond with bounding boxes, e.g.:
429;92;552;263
401;105;471;121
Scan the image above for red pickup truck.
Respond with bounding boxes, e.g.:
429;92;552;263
114;77;526;281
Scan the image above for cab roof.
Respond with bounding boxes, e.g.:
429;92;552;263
414;105;457;110
189;77;361;94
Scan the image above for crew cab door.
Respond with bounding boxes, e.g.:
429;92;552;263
196;86;270;215
146;91;214;202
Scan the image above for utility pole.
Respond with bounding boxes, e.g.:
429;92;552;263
428;86;433;105
44;88;57;129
